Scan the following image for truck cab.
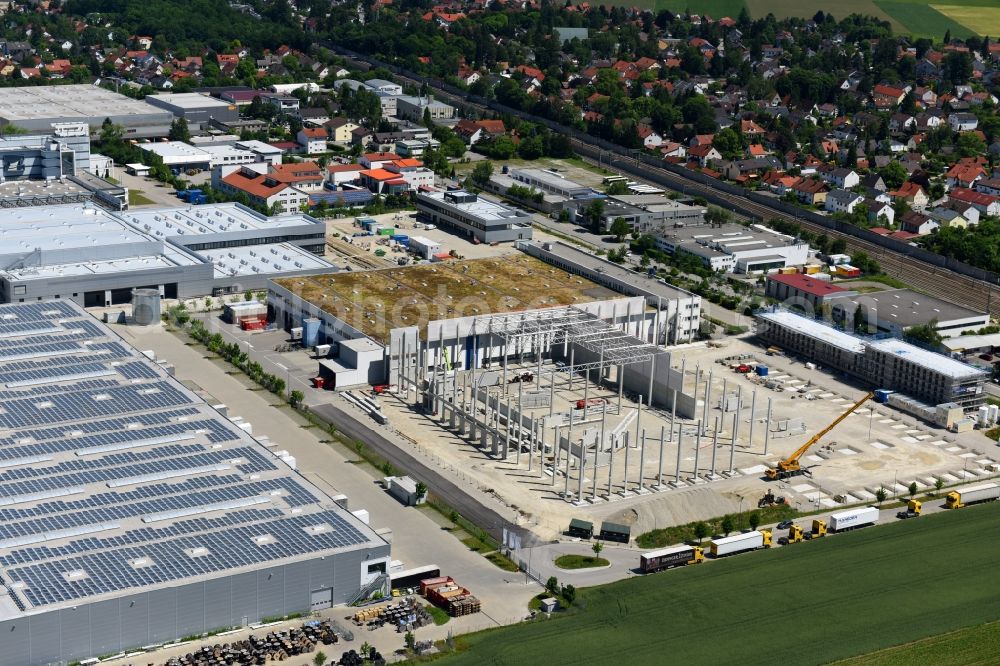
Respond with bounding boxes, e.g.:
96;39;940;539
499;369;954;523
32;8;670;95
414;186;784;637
811;519;827;538
787;524;804;543
760;529;773;548
691;547;705;564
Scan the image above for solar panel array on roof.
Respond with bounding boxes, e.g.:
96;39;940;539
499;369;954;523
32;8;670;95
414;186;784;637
0;301;382;617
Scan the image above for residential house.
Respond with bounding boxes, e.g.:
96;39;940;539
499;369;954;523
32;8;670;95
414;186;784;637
688;144;721;167
350;127;374;148
872;84;907;108
360;152;401;169
974;178;1000;197
823;167;860;189
948;112;979;132
861;174;886;191
928;206;970;229
638;126;664;149
325;118;360;145
825;188;863;214
296;128;327;154
865;199;895;226
327;163;364;187
899;211;938;235
660;142;686;159
763;171;801;195
949;188;1000;217
944;199;980;225
359;168;410;195
793;178;829;205
946;162;986;190
219;167;310;212
889;181;929;209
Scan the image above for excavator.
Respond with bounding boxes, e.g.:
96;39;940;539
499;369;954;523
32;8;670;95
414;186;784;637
765;391;875;480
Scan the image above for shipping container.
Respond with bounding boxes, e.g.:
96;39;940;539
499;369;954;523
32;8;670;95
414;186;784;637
874;389;894;403
599;521;631;543
828;506;879;532
945;482;1000;509
567;518;593;539
709;530;768;557
755;365;769;376
640;545;703;573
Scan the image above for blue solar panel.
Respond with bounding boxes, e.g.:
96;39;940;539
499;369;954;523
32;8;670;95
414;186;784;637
0;302;378;614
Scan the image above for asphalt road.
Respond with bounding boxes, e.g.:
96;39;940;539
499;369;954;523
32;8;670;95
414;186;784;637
311;402;528;545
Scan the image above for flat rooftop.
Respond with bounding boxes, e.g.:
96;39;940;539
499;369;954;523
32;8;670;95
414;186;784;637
120;203;323;238
199;242;335;279
272;254;619;343
3;250;199;281
140;141;212;160
0;84;166;122
0;301;384;620
418;190;531;223
829;288;987;327
660;222;797;249
769;272;849;297
0;204;150;253
756;310;866;353
520;240;696;303
145;92;235;110
868;338;988;379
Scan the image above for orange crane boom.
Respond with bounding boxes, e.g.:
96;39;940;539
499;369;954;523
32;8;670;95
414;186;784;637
765;391;875;480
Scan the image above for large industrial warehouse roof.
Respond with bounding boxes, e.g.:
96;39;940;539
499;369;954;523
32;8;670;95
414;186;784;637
0;301;385;620
121;203;320;238
273;254;619;343
756;310;865;353
867;338;988;379
0;84;167;122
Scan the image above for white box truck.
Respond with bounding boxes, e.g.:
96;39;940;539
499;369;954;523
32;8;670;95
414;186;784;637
828;506;879;532
709;530;770;557
946;482;1000;509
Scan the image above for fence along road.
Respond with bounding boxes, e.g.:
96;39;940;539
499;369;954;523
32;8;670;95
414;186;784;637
327;44;1000;316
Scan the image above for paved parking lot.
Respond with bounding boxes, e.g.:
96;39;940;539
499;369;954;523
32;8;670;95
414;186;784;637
109;323;539;658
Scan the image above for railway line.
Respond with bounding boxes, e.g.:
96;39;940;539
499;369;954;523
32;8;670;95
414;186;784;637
332;46;1000;317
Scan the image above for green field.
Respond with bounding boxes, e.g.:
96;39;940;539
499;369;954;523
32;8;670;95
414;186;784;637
654;0;746;16
641;0;990;37
434;502;1000;665
833;620;1000;665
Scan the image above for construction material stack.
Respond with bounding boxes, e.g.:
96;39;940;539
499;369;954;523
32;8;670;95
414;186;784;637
420;576;481;617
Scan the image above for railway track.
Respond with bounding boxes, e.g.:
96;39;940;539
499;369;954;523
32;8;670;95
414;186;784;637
325;238;387;271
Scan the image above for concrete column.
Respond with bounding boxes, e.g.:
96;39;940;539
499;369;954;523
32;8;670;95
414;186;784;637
607;428;615;497
675;425;683;482
669;386;677;442
501;339;508;394
437;325;445;415
654;296;662;345
450;369;458;429
702;372;712;434
711;416;719;478
657;425;665;487
729;410;738;474
647;354;655;413
551;425;560;487
564;412;574;498
622;431;631;494
513;381;523;464
634;394;643;483
639;427;647;490
596;402;607;501
748;388;757;451
693;419;702;480
493;392;502;456
764;397;773;456
577;423;586;502
721;378;728;413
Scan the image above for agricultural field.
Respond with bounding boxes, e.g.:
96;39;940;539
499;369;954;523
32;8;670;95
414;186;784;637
654;0;746;17
834;621;1000;666
435;502;1000;665
642;0;992;38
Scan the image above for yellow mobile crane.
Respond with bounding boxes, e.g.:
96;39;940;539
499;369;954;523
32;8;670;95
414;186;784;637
765;391;875;480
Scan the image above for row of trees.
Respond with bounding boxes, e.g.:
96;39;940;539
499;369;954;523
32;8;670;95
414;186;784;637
187;319;287;397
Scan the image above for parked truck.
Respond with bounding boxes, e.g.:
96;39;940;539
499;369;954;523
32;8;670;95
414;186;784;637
945;482;1000;509
708;530;772;558
640;545;704;573
828;506;879;532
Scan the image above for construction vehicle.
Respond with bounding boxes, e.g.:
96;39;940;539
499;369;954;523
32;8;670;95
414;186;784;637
765;391;875;480
758;490;786;508
896;499;922;519
811;519;827;538
787;524;805;543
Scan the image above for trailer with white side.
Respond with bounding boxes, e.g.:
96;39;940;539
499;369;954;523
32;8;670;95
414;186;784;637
409;235;442;260
945;482;1000;509
828;506;879;532
709;530;771;558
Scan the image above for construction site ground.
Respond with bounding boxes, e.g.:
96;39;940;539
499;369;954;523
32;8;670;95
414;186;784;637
375;335;1000;541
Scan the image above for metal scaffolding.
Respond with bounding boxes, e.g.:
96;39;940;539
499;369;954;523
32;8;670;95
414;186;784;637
481;306;661;371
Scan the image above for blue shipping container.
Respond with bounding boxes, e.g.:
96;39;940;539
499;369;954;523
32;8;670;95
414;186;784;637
874;389;893;403
755;366;769;376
